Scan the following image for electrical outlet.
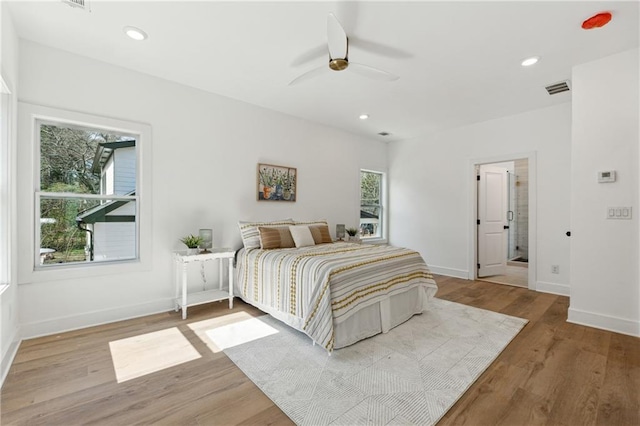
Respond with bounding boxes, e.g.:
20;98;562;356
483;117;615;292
551;265;559;274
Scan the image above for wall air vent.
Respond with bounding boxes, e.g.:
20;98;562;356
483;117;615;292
545;80;571;95
61;0;90;11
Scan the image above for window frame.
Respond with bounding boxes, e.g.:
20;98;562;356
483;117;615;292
359;169;387;242
34;120;139;269
19;103;152;282
0;76;12;290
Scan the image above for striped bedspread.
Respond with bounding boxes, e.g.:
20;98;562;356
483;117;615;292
235;242;438;351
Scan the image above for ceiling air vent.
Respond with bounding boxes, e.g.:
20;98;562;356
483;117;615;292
61;0;90;11
545;80;571;95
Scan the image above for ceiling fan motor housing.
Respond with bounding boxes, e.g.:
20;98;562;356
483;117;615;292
329;58;349;71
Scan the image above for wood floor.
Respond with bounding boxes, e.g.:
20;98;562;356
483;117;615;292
1;275;638;425
478;264;528;288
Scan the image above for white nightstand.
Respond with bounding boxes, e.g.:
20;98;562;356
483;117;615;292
173;248;235;319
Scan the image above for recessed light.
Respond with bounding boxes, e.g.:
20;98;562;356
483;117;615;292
359;114;369;120
521;56;540;67
124;26;148;41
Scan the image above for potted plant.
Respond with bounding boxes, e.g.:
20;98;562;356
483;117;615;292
346;227;360;243
282;170;294;200
180;234;203;255
259;167;276;199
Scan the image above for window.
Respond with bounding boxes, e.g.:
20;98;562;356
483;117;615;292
36;121;138;267
360;170;384;239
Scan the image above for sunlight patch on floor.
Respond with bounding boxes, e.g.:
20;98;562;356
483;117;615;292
109;327;201;383
189;311;278;353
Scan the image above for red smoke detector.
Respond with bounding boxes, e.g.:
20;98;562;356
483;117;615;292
582;12;612;29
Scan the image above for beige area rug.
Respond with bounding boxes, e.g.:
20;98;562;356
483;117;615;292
219;299;528;425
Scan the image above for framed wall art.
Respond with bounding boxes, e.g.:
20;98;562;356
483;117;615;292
257;163;297;202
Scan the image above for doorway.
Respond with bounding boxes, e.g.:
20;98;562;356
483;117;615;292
470;153;536;290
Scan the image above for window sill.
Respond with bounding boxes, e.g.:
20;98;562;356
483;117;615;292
26;257;150;284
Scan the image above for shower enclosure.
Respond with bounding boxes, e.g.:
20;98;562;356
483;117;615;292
507;159;529;262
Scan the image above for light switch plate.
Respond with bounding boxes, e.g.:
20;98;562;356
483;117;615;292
606;206;632;219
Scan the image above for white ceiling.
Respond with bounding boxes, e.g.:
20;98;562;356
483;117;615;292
7;1;640;142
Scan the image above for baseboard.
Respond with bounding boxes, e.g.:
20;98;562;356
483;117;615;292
535;281;570;296
429;265;469;280
1;329;21;389
568;307;640;337
20;297;175;340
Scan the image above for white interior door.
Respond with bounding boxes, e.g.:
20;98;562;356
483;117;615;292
478;165;508;277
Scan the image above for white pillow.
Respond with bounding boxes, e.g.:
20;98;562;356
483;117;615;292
289;225;315;248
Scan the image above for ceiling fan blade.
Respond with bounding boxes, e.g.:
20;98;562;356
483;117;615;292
327;13;348;59
290;44;329;67
349;36;413;60
288;65;327;86
349;63;399;82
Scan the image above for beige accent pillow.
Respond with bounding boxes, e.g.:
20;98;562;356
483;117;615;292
309;225;332;244
238;219;294;249
258;227;295;249
289;225;316;248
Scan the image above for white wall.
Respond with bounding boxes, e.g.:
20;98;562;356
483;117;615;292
16;41;387;338
569;48;639;336
0;1;21;384
388;102;571;295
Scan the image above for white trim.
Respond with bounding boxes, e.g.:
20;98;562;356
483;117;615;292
568;307;640;337
468;152;537;291
428;265;469;280
20;297;174;340
0;77;12;285
0;75;10;95
536;281;570;296
18;102;153;283
1;329;21;388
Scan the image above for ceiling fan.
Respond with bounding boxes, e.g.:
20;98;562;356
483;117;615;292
289;13;400;86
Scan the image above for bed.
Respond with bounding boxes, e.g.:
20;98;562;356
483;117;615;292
235;220;438;351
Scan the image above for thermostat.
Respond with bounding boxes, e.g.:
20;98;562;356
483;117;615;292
598;170;616;183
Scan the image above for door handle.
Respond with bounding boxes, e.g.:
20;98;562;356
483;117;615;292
504;225;510;229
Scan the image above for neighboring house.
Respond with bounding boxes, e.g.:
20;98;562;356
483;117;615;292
360;209;379;237
76;140;136;262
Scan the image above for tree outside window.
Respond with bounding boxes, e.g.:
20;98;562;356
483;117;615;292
360;170;383;239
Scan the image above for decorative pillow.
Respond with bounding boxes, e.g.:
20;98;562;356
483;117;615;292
309;224;332;244
238;219;294;249
294;219;329;227
289;225;316;248
258;226;295;249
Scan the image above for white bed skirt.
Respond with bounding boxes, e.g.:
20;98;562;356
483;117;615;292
234;280;431;350
333;285;427;349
